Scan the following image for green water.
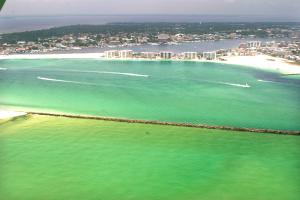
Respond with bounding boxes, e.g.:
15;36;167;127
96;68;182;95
0;59;300;130
0;115;299;200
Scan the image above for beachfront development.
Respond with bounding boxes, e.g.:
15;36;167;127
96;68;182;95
1;23;299;60
101;40;300;63
1;39;300;75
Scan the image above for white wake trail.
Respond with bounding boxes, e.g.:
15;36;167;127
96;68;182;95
257;79;276;83
47;69;149;78
217;81;251;88
37;76;96;85
0;67;7;70
94;71;149;77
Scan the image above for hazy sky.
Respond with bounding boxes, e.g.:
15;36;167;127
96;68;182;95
1;0;300;18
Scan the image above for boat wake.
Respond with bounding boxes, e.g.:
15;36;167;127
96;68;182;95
216;81;251;88
41;69;149;78
37;76;153;91
257;79;277;83
91;70;149;77
0;67;7;70
37;76;96;86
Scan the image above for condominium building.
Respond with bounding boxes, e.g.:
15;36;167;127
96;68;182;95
183;52;198;60
203;51;217;60
119;50;133;58
160;51;172;59
140;52;158;59
104;50;119;58
247;41;261;48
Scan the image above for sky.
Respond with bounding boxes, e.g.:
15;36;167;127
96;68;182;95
0;0;300;19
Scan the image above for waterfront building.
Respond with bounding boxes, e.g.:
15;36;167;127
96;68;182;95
239;43;247;49
157;34;170;44
247;41;261;48
119;50;133;58
160;52;173;59
183;52;198;60
17;41;26;45
203;51;217;60
104;50;119;58
141;52;158;59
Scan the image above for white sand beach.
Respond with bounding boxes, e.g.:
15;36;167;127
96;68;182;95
0;110;27;120
0;53;104;60
0;53;299;75
219;55;300;75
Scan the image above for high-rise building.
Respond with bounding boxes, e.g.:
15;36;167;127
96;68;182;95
247;41;261;48
141;52;158;59
183;52;198;60
104;50;119;58
119;50;133;58
203;51;217;60
160;52;172;59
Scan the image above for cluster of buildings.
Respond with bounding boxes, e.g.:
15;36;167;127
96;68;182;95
104;50;217;60
104;50;134;59
102;40;300;63
1;25;299;55
0;30;299;63
233;40;300;62
258;41;300;62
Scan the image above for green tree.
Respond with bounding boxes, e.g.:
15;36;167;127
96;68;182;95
0;0;6;10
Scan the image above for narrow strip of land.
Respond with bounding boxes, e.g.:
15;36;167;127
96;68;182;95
1;54;300;75
0;110;27;119
26;112;300;136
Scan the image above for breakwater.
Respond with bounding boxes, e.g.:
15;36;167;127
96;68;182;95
27;112;300;136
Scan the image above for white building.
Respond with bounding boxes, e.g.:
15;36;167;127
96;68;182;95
141;52;158;59
183;52;198;60
119;50;133;59
160;52;172;59
203;51;217;60
247;41;261;49
157;34;170;43
17;41;26;45
104;50;119;58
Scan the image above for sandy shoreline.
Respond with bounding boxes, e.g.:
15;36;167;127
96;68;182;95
0;53;300;75
0;53;104;60
219;55;300;75
0;110;27;120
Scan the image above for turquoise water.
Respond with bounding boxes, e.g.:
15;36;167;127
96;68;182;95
1;115;300;200
0;59;300;130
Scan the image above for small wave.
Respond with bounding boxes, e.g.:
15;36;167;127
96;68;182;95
37;76;96;86
0;67;7;70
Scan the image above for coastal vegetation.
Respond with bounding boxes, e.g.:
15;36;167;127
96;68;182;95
1;22;298;44
0;0;5;10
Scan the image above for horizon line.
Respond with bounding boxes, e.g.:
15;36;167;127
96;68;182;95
1;14;299;17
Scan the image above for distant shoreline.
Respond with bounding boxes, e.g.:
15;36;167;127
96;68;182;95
1;53;300;75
